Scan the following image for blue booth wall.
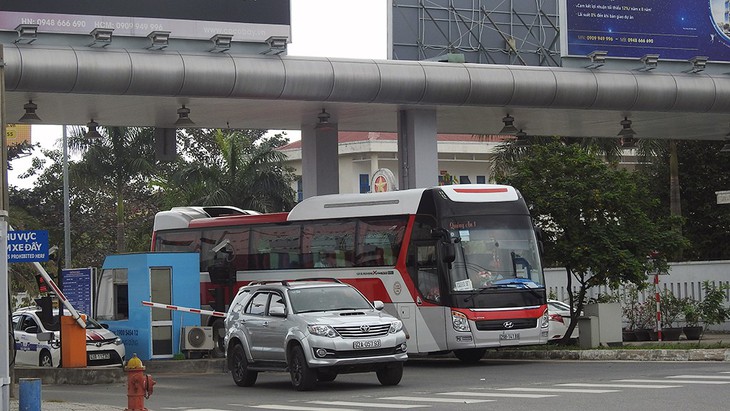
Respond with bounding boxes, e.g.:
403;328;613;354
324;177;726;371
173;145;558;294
100;252;200;360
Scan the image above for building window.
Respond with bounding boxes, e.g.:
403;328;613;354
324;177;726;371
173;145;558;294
477;175;486;184
359;174;370;193
296;178;303;202
459;175;471;184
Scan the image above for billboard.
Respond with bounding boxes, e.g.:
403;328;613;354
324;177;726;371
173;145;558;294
0;0;290;42
391;0;561;66
562;0;730;62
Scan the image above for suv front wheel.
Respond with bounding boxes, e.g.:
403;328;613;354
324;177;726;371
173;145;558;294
230;344;258;387
289;345;317;391
376;362;403;386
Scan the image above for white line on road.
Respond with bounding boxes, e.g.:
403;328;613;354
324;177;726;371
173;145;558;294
380;396;494;404
559;383;681;389
308;401;425;409
251;405;357;411
439;391;557;398
497;387;620;394
667;375;730;380
617;379;730;385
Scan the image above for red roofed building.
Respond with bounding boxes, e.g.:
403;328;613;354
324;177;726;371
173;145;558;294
278;132;510;198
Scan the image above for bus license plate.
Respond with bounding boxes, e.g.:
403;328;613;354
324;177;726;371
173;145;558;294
499;333;520;341
89;353;111;360
353;339;381;349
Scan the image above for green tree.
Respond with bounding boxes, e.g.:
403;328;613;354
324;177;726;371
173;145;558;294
158;129;296;212
639;140;730;260
495;140;686;342
67;126;158;253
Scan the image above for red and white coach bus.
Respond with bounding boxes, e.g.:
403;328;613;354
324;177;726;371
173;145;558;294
151;184;549;362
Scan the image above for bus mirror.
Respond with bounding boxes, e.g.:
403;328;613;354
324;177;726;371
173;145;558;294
441;241;456;264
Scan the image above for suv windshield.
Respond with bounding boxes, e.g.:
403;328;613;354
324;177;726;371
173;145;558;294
446;215;545;292
289;286;373;313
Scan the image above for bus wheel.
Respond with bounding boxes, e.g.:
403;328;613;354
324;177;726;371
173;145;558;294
454;348;486;364
211;319;226;358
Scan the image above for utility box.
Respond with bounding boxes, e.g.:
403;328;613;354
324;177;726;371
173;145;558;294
585;302;623;345
578;316;599;349
61;315;87;368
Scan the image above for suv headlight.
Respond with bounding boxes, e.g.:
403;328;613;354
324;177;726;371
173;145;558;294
452;310;470;332
389;320;403;333
307;324;339;338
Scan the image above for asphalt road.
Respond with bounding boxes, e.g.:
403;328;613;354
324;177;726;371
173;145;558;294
41;359;730;411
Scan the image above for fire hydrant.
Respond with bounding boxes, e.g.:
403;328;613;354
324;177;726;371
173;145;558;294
125;353;156;411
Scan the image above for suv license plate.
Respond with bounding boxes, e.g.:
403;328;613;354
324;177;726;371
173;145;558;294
499;333;520;341
353;339;381;349
89;353;111;360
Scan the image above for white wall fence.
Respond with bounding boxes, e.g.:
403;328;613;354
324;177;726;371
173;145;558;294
545;260;730;331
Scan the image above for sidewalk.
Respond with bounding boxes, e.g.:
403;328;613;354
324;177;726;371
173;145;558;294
8;400;125;411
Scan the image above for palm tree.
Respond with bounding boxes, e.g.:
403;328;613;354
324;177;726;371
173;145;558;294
68;126;157;253
158;129;296;212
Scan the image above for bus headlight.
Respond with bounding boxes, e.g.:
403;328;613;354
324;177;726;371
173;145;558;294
541;308;550;329
451;310;470;332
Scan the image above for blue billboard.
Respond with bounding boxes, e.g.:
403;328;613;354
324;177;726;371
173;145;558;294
562;0;730;62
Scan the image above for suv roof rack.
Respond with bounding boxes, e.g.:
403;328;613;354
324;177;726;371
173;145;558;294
247;278;343;288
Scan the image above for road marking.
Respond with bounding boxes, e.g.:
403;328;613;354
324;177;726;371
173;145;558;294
439;391;557;398
668;375;730;380
308;401;424;409
498;387;620;394
251;406;357;411
617;379;730;385
559;383;681;389
380;396;493;404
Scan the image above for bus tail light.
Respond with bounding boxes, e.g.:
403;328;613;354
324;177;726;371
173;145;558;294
541;308;550;329
451;311;470;332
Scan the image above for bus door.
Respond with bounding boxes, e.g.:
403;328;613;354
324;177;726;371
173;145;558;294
408;242;448;353
150;267;173;359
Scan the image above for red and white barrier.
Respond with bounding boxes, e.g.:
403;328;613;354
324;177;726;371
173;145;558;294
141;301;227;318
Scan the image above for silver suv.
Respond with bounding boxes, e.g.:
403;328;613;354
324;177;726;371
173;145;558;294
224;278;408;391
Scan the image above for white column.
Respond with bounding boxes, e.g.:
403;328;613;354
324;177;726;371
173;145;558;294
397;109;438;189
301;122;339;199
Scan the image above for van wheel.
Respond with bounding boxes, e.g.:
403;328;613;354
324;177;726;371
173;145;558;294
289;345;316;391
39;350;53;367
376;362;403;386
454;348;486;364
230;344;257;387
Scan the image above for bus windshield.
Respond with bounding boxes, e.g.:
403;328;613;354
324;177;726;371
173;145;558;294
445;215;544;292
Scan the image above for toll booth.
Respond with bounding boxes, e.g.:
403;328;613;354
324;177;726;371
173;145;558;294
96;252;201;360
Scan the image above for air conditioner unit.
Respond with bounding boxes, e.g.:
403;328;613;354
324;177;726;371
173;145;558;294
181;326;214;351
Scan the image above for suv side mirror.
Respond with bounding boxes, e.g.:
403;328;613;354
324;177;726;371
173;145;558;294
269;306;287;318
373;300;385;311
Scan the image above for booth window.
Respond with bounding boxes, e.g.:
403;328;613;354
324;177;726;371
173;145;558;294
97;268;129;320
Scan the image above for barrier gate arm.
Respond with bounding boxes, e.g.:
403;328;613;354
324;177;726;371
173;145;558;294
9;224;86;328
141;301;227;318
30;261;86;328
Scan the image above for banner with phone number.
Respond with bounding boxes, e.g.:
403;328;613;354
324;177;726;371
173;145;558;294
563;0;730;62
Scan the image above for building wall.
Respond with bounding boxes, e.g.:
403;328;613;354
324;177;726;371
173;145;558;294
281;137;500;195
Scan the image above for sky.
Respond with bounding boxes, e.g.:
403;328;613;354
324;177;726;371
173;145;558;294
9;0;388;188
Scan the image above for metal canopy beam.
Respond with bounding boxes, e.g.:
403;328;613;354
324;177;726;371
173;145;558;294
3;44;729;141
